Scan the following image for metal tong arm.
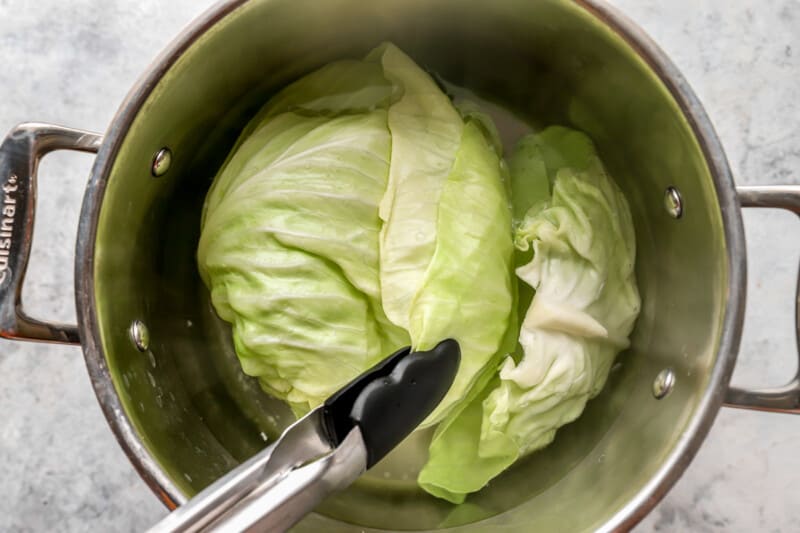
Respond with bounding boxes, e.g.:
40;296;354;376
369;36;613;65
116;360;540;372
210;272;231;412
148;339;460;533
148;408;366;533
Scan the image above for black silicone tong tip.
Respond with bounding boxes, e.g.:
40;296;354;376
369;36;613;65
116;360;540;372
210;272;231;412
322;339;460;468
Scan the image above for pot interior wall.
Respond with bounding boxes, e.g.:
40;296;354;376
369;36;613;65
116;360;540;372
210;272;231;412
92;0;729;530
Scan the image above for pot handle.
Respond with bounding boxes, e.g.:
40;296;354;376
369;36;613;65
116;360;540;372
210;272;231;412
725;185;800;413
0;123;102;344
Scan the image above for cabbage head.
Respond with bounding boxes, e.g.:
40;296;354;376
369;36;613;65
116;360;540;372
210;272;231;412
197;43;515;426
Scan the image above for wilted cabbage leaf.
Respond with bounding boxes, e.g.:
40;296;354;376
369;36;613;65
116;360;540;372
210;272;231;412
419;127;641;503
197;43;514;424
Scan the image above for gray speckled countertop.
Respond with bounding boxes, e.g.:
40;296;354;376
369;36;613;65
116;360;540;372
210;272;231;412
1;1;798;531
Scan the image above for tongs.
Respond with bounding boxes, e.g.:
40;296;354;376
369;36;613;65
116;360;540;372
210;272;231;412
149;339;460;533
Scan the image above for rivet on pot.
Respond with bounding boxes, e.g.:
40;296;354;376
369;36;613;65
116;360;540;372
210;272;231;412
130;320;150;352
653;368;676;399
151;147;172;177
664;186;683;219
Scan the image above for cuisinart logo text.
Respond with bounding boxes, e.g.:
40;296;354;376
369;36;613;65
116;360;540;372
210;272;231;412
0;173;18;285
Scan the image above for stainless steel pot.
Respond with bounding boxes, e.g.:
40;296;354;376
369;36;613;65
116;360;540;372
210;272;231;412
1;0;798;531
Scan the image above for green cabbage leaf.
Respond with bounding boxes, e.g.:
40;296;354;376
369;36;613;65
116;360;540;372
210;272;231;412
419;127;641;503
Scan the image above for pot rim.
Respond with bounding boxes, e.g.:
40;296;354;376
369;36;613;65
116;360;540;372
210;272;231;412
73;0;746;530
